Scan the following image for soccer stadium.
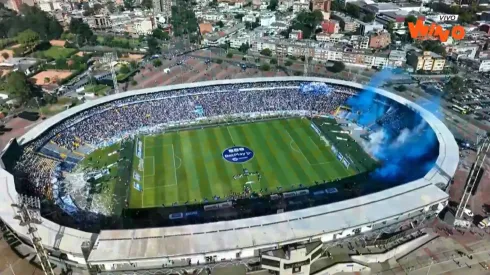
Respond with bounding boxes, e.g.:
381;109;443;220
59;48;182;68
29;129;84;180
0;76;458;275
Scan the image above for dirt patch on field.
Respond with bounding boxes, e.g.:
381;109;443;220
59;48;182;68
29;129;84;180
31;70;73;85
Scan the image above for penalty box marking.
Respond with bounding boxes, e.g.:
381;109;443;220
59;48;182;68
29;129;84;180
143;156;155;177
143;144;178;187
286;129;334;166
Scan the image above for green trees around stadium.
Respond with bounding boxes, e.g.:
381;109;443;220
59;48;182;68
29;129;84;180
5;71;35;104
153;59;162;67
327;61;346;73
0;5;63;41
260;48;272;56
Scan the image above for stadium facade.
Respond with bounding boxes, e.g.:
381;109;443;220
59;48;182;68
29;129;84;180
0;77;458;275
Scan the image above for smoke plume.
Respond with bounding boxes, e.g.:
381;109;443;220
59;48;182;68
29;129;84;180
346;69;439;182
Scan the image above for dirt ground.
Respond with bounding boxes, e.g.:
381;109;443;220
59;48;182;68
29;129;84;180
31;70;73;86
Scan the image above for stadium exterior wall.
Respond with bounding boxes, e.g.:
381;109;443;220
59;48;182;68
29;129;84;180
0;77;458;270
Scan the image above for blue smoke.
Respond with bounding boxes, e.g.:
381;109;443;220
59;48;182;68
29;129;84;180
345;69;440;182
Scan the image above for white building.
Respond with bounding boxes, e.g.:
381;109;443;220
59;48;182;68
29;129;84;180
479;59;490;72
242;14;256;23
293;0;309;13
316;33;344;43
350;35;369;49
260;13;276;27
133;19;155;35
230;34;251;48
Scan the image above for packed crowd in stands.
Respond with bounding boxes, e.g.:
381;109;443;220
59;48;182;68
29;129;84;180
12;81;367;199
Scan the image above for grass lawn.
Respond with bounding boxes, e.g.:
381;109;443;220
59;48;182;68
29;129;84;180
96;36;140;48
41;46;77;59
83;84;110;95
128;118;366;209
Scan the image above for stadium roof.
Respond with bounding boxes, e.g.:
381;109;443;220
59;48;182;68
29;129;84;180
0;77;458;262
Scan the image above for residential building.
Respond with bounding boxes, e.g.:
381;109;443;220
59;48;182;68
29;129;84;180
85;15;111;30
375;12;425;31
332;13;360;33
289;30;303;40
293;0;309;13
350;35;369;49
311;0;331;12
407;51;446;72
311;0;331;20
316;33;344;43
153;0;172;17
321;20;340;34
230;34;251;48
252;37;391;67
445;44;479;60
387;50;405;68
133;19;155;35
357;20;384;36
260;13;276;27
369;31;391;49
242;14;256;23
479;59;490;72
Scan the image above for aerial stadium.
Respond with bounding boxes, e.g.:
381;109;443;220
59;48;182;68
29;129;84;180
0;76;458;275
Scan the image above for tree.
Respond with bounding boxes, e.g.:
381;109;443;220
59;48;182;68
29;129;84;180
459;12;472;24
141;0;153;9
291;10;324;38
55;58;66;69
268;0;278;10
17;29;39;49
446;76;464;95
421;40;446;56
327;61;345;73
217;21;224;28
5;71;33;104
239;43;249;54
147;37;159;55
345;3;360;18
1;52;9;60
285;60;293;66
119;64;130;74
153;59;162;67
226;52;233;58
124;0;135;10
404;15;417;27
362;13;375;23
170;3;199;37
152;28;169;40
216;59;223;64
260;48;272;56
260;64;270;71
270;58;277;65
130;60;138;70
0;5;62;40
394;85;407;92
69;19;94;46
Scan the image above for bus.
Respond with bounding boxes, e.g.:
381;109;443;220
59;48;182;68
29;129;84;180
452;105;467;114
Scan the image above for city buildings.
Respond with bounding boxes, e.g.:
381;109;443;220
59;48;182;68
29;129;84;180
407;51;446;72
153;0;172;18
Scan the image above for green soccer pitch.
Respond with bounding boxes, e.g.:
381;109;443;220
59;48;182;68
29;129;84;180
127;118;370;209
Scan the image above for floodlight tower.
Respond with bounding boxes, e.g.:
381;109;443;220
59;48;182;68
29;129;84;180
14;195;55;275
455;135;490;219
104;52;120;94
